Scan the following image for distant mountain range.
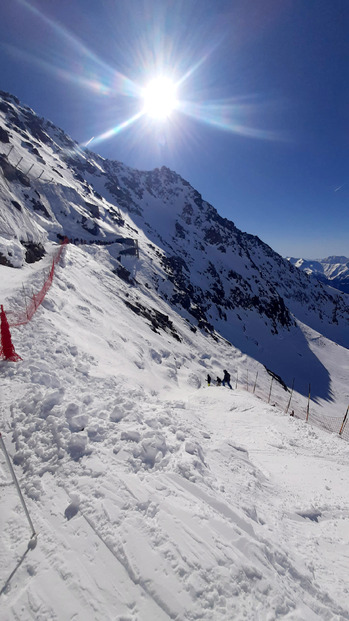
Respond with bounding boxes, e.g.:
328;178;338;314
287;256;349;294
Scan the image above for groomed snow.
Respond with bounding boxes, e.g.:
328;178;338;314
1;244;349;620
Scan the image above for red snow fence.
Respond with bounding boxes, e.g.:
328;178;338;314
0;239;68;360
0;305;21;361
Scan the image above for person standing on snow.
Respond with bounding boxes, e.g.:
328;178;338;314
222;369;232;389
207;374;211;386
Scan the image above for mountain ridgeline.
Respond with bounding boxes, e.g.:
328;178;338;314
0;90;348;399
287;256;349;295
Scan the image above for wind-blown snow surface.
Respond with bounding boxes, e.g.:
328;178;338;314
1;245;349;620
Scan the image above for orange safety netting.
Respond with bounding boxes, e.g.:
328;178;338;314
294;406;349;441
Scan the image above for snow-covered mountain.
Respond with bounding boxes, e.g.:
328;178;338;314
287;256;349;294
1;90;349;620
1;90;348;402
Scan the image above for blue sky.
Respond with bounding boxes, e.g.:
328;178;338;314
0;0;348;258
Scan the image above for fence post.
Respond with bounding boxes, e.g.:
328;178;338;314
306;384;311;422
0;433;37;544
246;369;249;392
7;145;14;157
285;378;295;414
36;170;44;180
22;283;29;320
25;163;34;175
15;156;23;169
253;371;258;394
235;368;238;389
268;377;273;404
339;406;349;436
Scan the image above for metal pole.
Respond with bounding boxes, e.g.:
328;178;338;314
22;283;29;320
339;406;349;436
306;384;311;422
285;378;295;414
253;371;258;394
7;145;14;158
0;433;36;538
246;369;249;392
235;368;238;390
15;156;23;169
25;163;34;175
268;377;273;404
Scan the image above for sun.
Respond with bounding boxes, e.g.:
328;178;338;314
142;77;178;120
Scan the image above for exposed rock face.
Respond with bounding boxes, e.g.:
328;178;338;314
0;125;10;143
20;241;46;264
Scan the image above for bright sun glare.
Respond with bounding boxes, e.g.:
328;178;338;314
142;77;178;120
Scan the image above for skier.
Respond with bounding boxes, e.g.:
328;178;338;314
216;377;222;387
222;369;232;389
206;374;211;386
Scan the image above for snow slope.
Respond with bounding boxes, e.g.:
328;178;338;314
1;244;349;620
1;89;349;620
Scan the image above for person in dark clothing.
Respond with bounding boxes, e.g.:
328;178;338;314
222;369;232;389
207;374;211;386
216;377;222;386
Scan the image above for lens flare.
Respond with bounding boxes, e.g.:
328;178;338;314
16;0;140;99
177;99;280;141
91;111;144;146
17;0;281;149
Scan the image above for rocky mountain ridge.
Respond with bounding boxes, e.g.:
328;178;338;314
0;89;348;397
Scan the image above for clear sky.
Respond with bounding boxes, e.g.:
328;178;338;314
0;0;348;259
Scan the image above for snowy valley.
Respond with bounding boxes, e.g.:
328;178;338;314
1;90;349;620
